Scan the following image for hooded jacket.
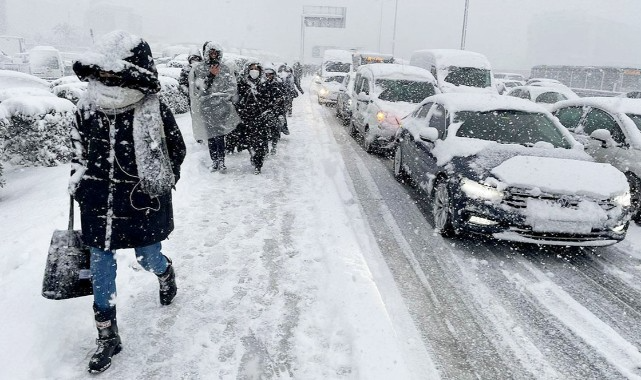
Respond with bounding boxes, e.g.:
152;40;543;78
188;41;240;140
70;30;186;250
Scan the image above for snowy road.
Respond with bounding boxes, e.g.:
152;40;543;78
314;93;641;379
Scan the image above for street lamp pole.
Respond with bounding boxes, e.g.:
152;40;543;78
391;0;399;56
378;0;384;52
300;14;305;62
460;0;470;50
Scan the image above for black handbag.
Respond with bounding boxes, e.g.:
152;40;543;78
42;195;93;300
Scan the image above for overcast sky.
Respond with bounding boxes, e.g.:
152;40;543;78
5;0;641;71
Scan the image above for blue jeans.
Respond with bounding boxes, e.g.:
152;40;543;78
90;242;168;311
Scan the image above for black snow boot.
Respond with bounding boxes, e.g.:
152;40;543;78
158;256;177;305
88;305;122;374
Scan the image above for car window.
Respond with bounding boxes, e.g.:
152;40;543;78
507;89;520;98
517;89;531;99
454;110;572;148
535;92;568;103
324;76;344;83
361;77;370;95
555;106;584;130
354;74;363;93
627;113;641;131
376;79;436;103
582;108;625;143
427;104;447;139
444;67;492;88
411;102;433;118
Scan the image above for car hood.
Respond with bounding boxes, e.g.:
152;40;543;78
489;155;628;198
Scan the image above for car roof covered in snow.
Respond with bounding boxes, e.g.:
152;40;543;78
552;97;641;115
508;85;579;99
0;70;50;89
412;49;491;69
357;63;436;82
323;49;353;62
421;93;550;114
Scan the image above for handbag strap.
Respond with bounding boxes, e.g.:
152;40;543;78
68;195;74;231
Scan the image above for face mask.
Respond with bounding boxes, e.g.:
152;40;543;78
249;70;260;79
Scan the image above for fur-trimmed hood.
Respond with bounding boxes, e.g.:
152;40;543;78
73;30;161;94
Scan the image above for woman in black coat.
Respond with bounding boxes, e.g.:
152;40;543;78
70;30;186;374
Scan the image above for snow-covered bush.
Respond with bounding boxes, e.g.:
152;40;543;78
0;96;76;166
159;76;189;114
0;161;4;188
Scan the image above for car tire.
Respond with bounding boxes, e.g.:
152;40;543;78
433;179;456;237
393;144;410;184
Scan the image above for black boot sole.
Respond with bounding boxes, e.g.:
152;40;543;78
88;344;122;374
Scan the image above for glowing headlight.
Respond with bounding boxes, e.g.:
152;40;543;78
376;111;386;123
613;191;631;207
460;178;504;201
319;88;329;96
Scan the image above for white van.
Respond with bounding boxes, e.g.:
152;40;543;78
29;46;64;80
321;49;353;77
409;49;496;94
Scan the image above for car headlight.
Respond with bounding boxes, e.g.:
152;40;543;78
376;111;386;123
613;191;631;207
461;178;504;201
319;88;329;96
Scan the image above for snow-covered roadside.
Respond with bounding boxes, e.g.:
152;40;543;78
0;94;431;379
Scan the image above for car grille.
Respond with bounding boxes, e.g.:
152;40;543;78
503;187;616;211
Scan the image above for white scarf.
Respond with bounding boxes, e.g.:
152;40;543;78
87;81;145;110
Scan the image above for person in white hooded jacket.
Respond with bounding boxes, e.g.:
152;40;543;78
189;41;240;171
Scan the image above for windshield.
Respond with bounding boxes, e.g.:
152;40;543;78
454;110;572;148
324;76;344;83
376;79;436;103
29;51;60;69
535;92;568;104
324;62;351;73
444;67;492;88
627;113;641;130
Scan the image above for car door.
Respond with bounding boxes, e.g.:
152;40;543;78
354;75;371;132
337;73;350;115
401;102;433;178
578;107;627;167
406;103;446;192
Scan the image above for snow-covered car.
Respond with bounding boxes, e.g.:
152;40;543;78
167;53;189;68
526;78;570;90
317;74;346;105
551;97;641;223
494;72;526;82
495;79;524;95
159;75;189;114
335;71;355;124
157;67;183;81
349;63;438;153
309;70;322;95
506;85;579;111
0;69;50;92
394;93;631;246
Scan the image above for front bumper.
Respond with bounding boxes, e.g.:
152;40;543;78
452;191;629;247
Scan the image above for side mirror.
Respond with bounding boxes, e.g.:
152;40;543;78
357;92;370;102
419;127;439;142
590;129;617;148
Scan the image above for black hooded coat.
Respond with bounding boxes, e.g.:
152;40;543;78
71;31;186;250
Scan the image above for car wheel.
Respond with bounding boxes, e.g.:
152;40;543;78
627;173;641;224
349;119;358;137
393;144;410;183
433;179;456;237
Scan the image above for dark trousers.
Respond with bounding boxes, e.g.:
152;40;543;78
208;136;225;163
246;121;268;170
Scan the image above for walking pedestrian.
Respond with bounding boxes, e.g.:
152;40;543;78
262;66;286;154
278;64;300;117
236;61;269;174
189;41;240;171
70;30;186;374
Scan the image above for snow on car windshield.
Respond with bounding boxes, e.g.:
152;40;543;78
376;79;436;103
455;110;572;148
627;113;641;130
445;67;492;88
